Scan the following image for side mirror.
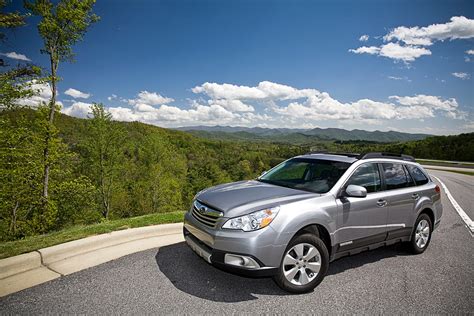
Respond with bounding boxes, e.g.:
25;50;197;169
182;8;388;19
345;184;367;198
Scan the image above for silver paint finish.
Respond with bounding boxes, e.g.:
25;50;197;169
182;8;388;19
184;154;442;272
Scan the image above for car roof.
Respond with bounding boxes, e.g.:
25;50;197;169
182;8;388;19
296;153;359;164
296;152;417;164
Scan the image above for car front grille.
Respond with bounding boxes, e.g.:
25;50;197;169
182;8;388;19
191;200;223;228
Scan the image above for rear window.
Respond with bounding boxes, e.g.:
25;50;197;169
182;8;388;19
382;163;412;190
406;165;429;185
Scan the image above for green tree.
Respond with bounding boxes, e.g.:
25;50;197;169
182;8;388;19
24;0;99;203
1;0;41;109
84;103;124;219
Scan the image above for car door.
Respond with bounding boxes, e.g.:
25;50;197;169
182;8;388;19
381;162;418;239
335;162;388;249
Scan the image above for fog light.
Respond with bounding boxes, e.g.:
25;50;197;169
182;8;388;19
224;254;260;269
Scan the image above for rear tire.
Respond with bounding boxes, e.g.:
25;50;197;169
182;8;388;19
273;233;329;294
408;213;432;254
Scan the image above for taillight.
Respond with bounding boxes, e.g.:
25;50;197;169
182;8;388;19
435;185;441;194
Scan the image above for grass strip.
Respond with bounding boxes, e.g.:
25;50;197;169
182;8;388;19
0;211;185;259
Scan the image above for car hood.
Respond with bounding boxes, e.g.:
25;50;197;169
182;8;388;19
196;180;319;217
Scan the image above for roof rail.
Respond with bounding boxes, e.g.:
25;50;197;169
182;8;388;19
306;151;361;158
358;152;415;162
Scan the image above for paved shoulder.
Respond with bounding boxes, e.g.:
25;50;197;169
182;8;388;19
428;170;473;221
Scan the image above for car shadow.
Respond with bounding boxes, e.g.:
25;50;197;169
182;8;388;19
155;241;411;302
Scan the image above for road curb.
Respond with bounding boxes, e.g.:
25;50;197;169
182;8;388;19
0;222;183;297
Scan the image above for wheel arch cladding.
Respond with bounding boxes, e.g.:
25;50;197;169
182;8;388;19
294;224;332;257
419;208;435;227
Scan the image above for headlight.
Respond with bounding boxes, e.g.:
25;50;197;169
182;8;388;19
222;206;280;231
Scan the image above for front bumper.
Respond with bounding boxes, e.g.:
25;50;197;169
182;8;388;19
183;212;282;277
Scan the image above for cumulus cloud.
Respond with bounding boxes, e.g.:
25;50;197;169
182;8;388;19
208;99;254;112
274;91;462;121
350;43;431;62
62;102;92;118
16;81;62;108
107;102;269;127
378;42;431;62
349;46;380;55
451;72;470;80
466;50;474;55
359;34;369;42
60;81;468;129
383;16;474;46
128;91;174;106
350;16;474;62
102;88;262;126
107;94;118;101
64;88;91;99
1;51;31;62
192;81;317;101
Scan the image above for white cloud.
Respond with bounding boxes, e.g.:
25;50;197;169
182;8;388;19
16;81;62;108
208;99;254;112
191;81;466;123
452;72;470;80
378;42;431;62
466;49;474;55
128;91;174;106
62;102;92;118
64;88;91;99
384;16;474;46
350;43;431;62
59;81;469;131
107;94;118;101
192;81;317;101
349;46;380;55
350;16;474;62
359;34;369;42
1;51;31;61
107;102;267;127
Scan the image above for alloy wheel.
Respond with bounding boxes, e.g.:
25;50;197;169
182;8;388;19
415;219;430;248
282;243;321;285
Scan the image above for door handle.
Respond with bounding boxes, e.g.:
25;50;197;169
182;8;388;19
376;199;387;207
411;193;419;200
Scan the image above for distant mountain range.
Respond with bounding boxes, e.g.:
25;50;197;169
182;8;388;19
175;126;431;143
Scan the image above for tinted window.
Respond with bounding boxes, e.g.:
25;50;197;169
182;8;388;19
406;165;429;185
346;163;381;193
259;158;350;193
382;163;411;190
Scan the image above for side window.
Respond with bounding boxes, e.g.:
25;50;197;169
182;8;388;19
406;165;429;185
346;163;381;193
382;163;410;190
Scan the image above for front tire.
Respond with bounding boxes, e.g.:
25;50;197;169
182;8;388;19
408;213;432;254
273;233;329;294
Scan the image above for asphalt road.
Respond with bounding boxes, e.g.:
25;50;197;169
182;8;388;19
1;171;473;314
428;169;474;220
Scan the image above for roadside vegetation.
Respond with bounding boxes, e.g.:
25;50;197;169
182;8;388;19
0;211;185;259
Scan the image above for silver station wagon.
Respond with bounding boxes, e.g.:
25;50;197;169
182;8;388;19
184;152;442;293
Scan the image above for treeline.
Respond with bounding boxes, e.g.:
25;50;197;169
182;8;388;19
0;107;308;241
331;133;474;162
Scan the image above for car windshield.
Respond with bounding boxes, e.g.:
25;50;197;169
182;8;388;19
258;158;351;193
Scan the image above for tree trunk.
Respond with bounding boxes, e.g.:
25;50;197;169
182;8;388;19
9;201;19;234
42;51;57;200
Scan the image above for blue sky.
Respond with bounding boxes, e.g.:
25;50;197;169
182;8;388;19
3;0;474;134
